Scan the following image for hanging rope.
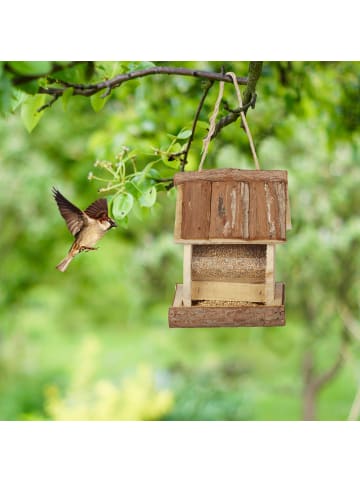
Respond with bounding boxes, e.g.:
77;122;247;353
198;81;224;171
198;71;260;171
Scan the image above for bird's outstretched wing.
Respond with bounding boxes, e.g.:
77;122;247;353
84;198;108;220
52;187;86;236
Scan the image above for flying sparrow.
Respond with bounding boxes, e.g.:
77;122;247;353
53;187;117;272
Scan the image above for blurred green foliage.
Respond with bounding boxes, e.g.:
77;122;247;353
0;61;359;420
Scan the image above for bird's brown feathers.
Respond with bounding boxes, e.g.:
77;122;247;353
52;188;85;236
84;198;108;220
52;188;110;236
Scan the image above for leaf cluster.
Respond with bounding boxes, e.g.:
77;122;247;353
88;129;195;225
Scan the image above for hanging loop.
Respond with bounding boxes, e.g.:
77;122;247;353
199;71;260;171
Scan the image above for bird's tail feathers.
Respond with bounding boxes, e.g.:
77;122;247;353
56;254;73;272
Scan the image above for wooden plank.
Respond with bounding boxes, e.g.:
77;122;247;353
274;282;283;306
174;169;287;185
183;244;192;307
192;244;266;283
168;283;286;327
192;281;265;302
181;181;211;239
172;284;183;307
286;184;292;231
174;238;285;245
249;181;286;240
249;181;268;240
169;305;285;327
209;181;249;239
174;184;183;240
265;245;275;304
273;181;286;239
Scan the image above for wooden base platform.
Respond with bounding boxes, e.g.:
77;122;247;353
168;283;285;328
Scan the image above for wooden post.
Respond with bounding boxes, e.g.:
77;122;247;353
265;244;275;304
183;244;192;306
174;184;183;239
286;186;292;230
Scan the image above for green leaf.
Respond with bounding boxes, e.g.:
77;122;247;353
130;177;153;198
0;76;13;114
90;89;111;112
169;142;182;153
147;168;161;179
96;61;126;78
61;87;74;112
196;120;210;130
131;61;156;71
177;129;192;140
161;155;180;170
10;89;28;113
8;61;52;76
17;80;40;95
112;192;134;219
52;63;90;84
139;186;157;207
20;94;47;132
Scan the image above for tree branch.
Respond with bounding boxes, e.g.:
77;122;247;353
211;61;263;139
312;342;346;392
38;67;248;98
157;80;214;173
241;61;263;113
348;386;360;421
181;80;214;171
37;93;61;112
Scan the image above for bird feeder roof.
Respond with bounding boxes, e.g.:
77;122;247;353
174;168;289;244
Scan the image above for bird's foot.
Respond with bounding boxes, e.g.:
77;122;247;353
79;246;98;253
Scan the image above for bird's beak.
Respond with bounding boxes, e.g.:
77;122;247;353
110;219;118;228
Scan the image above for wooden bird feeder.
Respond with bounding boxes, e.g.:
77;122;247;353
168;168;291;328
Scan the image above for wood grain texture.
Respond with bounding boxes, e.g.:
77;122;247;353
172;283;184;307
174;169;288;185
192;281;265;302
286;185;292;231
183;245;192;307
192;244;266;283
175;238;285;245
249;181;286;240
181;181;211;239
274;281;284;306
168;283;285;328
174;184;183;240
169;306;285;327
174;172;287;242
209;181;249;239
265;244;275;304
194;282;284;307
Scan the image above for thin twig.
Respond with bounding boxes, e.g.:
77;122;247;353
348;386;360;421
181;80;214;171
210;94;257;139
340;305;360;342
312;325;349;392
100;86;112;98
222;95;257;114
212;61;263;140
312;345;346;391
38;67;248;98
37;94;60;112
242;62;263;113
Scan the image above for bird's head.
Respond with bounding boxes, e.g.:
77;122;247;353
99;215;118;230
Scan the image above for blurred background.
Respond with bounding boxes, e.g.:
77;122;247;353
0;61;359;421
